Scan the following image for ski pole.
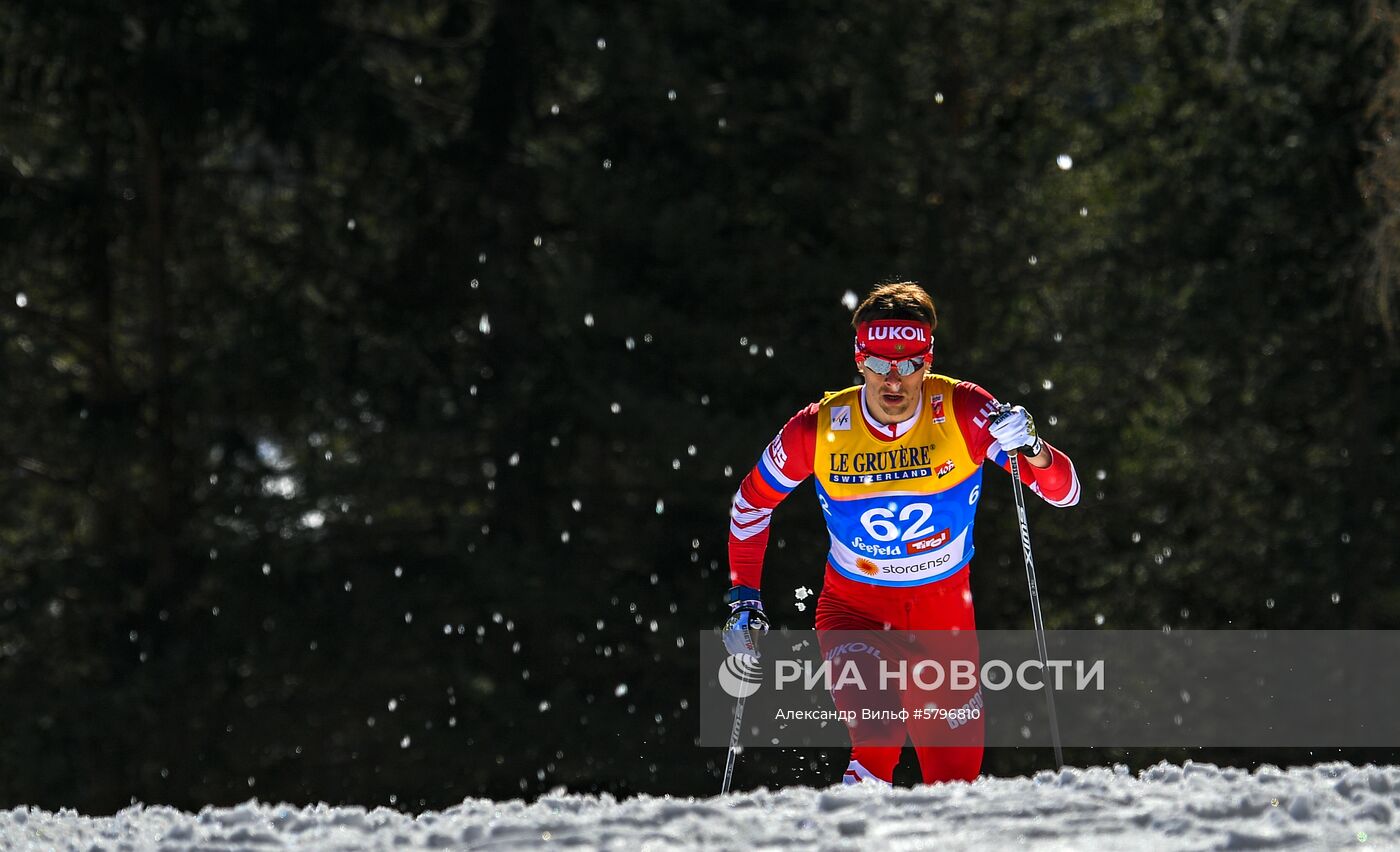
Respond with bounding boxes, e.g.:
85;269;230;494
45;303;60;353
1008;450;1065;769
720;687;748;794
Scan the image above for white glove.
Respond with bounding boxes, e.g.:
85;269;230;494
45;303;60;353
990;404;1044;457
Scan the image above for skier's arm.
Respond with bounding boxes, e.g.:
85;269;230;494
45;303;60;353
727;403;819;593
954;381;1080;507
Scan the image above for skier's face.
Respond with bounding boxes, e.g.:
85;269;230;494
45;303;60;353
859;356;926;424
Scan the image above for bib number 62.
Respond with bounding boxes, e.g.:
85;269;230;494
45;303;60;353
859;503;940;542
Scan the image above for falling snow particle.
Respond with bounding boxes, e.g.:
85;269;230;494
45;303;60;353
667;89;677;101
347;219;356;231
400;736;411;749
603;159;612;170
479;315;492;334
842;290;858;311
1028;256;1039;266
614;684;628;697
655;499;665;514
609;402;621;414
596;38;607;50
1057;154;1074;170
15;293;28;308
934;92;945;104
584;313;595;327
414;74;423;86
561;531;570;543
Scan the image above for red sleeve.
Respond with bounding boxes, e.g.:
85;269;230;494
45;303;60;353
953;381;1081;507
726;403;818;591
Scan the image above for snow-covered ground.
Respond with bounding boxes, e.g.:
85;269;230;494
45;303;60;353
2;762;1396;850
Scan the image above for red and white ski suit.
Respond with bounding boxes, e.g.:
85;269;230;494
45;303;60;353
727;376;1079;783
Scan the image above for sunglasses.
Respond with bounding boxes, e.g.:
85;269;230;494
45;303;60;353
860;354;928;377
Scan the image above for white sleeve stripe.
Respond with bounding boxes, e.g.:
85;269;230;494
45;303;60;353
731;493;773;515
730;505;773;522
760;452;802;490
732;492;772;515
730;516;772;540
731;489;775;540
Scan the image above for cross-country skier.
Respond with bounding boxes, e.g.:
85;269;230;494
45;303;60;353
721;281;1080;786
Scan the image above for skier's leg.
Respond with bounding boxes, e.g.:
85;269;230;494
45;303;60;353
816;567;906;784
913;741;983;783
902;567;984;784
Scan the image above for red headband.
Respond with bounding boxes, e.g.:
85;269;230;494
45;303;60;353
855;320;933;359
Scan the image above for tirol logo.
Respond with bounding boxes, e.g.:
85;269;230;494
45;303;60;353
907;529;951;554
935;458;957;478
717;655;762;698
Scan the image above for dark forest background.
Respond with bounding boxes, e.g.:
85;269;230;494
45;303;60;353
3;0;1400;813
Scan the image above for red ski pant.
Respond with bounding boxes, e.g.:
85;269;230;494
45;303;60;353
815;563;984;784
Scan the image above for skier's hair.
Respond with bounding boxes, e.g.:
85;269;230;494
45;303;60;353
852;282;938;331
